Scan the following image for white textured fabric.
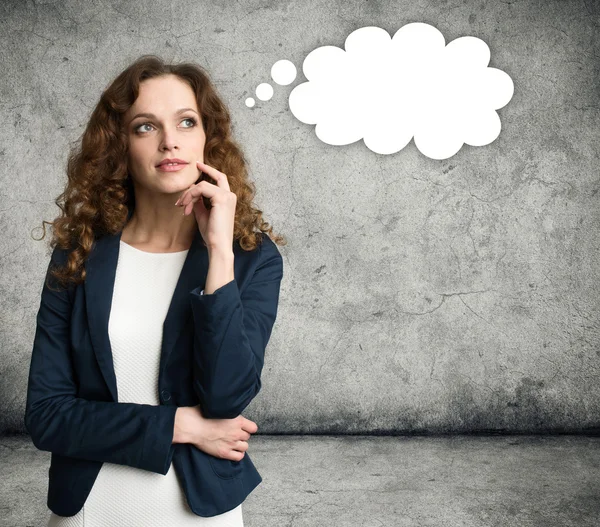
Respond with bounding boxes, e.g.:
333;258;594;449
47;240;242;527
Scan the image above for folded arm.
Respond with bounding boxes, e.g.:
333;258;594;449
24;246;177;475
190;236;284;419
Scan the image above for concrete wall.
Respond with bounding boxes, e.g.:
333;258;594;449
1;0;598;435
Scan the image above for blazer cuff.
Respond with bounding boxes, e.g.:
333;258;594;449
189;279;237;313
142;404;178;475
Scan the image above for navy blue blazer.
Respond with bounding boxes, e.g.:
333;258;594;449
24;226;283;517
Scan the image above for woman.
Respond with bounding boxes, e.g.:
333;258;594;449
25;55;285;526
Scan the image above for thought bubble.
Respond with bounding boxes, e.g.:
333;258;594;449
287;23;514;159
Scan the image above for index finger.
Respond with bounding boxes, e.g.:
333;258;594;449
197;160;230;192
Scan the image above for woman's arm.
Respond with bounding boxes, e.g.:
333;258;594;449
24;247;177;475
203;247;234;295
190;236;283;419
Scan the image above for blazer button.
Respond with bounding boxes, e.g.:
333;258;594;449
161;390;171;402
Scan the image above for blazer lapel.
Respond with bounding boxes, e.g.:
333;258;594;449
84;228;208;402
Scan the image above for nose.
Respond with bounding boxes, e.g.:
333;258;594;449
159;127;179;152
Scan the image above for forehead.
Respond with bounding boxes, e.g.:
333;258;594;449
126;75;198;117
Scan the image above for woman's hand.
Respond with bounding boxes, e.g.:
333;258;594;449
175;160;236;252
173;405;258;461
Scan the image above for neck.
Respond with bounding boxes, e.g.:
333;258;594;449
122;207;197;252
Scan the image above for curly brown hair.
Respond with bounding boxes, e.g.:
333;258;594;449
33;54;286;290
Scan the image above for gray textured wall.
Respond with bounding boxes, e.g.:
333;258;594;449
1;0;599;435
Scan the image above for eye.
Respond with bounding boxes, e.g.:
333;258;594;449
182;117;197;128
135;122;154;134
134;117;197;134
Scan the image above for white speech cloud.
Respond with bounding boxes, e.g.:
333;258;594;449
288;23;514;159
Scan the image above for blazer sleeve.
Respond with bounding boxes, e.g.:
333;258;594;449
190;235;283;419
24;246;177;475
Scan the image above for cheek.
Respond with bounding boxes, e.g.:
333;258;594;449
126;155;148;180
192;127;206;143
128;141;150;167
195;134;207;154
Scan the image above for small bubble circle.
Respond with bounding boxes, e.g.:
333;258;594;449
256;83;274;101
271;59;297;85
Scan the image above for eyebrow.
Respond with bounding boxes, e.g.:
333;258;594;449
128;107;199;124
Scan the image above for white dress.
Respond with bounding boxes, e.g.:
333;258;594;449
47;240;244;527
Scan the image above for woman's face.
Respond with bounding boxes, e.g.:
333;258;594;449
124;74;206;198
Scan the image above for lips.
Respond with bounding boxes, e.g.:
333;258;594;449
156;158;188;167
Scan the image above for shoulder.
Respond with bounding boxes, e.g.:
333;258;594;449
234;233;283;278
257;233;282;266
234;232;282;260
258;232;281;255
48;244;71;269
256;233;283;280
43;244;76;296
